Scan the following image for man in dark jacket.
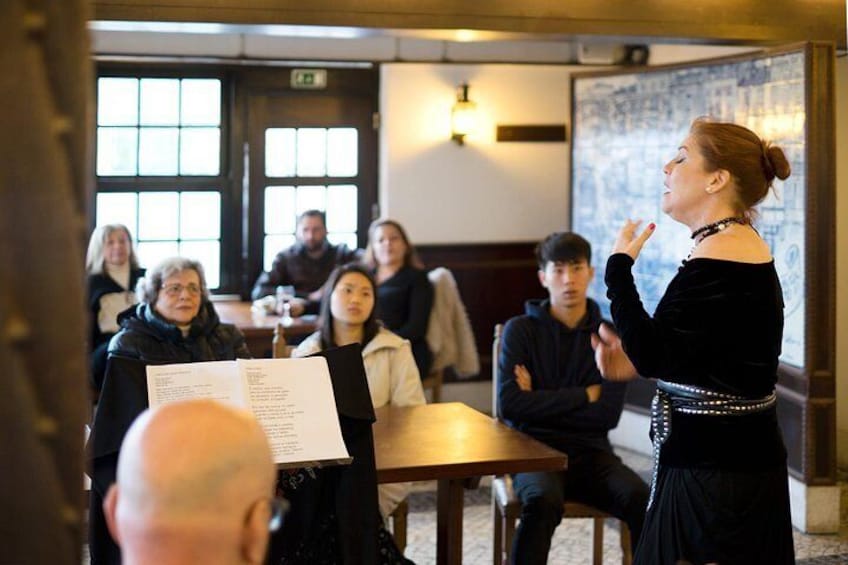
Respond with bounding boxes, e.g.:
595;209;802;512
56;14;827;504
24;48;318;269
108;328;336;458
498;232;648;564
251;209;363;315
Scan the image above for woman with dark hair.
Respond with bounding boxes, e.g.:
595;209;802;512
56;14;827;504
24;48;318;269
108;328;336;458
85;223;145;391
593;117;794;564
294;262;425;519
89;256;250;564
364;219;434;377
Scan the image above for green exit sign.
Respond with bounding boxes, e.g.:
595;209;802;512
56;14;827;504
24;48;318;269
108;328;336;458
291;69;327;89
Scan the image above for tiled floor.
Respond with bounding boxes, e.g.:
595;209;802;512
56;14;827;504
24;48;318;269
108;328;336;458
398;447;848;565
81;448;848;565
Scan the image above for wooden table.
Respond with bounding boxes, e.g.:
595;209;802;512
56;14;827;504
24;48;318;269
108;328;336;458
373;403;567;565
213;301;318;356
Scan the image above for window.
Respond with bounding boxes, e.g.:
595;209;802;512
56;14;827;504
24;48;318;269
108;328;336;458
96;191;222;288
95;75;225;288
262;127;359;270
93;66;379;296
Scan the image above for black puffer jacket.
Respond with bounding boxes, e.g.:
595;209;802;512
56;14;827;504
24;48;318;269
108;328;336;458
108;300;251;362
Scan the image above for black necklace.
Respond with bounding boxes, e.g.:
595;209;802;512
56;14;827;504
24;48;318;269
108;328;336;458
690;216;748;242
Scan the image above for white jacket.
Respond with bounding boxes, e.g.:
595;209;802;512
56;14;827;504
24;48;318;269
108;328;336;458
426;267;480;377
293;327;426;518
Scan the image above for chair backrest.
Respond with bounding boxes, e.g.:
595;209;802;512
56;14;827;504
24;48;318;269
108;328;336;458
272;322;295;358
492;323;504;420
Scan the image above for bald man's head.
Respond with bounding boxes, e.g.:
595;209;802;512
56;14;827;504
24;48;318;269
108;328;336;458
104;400;276;565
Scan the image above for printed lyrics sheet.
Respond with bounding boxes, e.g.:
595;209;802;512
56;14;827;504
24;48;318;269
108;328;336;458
146;357;350;466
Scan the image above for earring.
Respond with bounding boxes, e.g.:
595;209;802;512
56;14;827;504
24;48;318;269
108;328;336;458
705;187;713;194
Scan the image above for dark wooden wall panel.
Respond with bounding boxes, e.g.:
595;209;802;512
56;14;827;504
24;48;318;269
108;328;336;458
777;386;805;480
418;242;543;382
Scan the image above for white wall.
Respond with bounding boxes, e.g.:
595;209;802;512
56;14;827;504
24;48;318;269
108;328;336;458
379;64;578;244
647;44;759;65
836;55;848;470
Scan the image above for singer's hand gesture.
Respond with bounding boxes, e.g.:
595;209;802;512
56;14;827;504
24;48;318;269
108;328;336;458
591;323;638;382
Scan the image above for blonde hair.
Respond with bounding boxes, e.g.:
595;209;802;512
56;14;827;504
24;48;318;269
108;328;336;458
85;224;140;274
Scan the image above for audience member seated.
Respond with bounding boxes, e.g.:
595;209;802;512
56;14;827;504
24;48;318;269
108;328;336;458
86;223;145;392
365;219;434;377
293;263;426;519
251;209;363;316
102;399;279;565
89;256;252;564
498;232;649;564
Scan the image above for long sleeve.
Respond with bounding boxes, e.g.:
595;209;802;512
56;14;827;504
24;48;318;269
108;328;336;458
605;253;783;398
498;318;589;426
501;375;625;432
251;251;291;300
605;253;736;383
606;253;661;376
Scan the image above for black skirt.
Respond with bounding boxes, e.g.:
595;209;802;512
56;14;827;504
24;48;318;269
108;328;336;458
635;464;795;565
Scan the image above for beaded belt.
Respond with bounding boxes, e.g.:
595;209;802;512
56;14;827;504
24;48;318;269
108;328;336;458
646;379;777;509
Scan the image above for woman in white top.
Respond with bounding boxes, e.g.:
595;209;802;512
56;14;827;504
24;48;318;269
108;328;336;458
293;263;426;519
85;224;145;391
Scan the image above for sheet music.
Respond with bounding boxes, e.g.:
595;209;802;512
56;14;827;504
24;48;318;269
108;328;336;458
237;358;350;464
146;357;350;466
146;360;241;406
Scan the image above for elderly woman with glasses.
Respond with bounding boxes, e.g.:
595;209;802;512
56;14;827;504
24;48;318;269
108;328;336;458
89;257;251;565
107;256;251;362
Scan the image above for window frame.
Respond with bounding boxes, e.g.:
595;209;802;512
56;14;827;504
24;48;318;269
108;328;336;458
93;63;379;297
94;64;239;291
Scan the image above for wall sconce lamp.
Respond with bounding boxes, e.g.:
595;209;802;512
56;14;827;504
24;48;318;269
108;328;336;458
451;83;477;145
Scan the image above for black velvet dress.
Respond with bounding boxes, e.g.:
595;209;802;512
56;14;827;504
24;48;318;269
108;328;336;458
605;254;794;565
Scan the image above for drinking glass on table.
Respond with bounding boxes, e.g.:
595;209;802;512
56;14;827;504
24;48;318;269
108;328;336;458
275;285;296;324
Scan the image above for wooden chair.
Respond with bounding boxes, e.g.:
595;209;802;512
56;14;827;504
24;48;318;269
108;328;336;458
274;323;410;551
421;368;443;403
272;323;296;359
491;324;632;565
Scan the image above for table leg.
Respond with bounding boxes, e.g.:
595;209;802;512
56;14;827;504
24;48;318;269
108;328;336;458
436;478;464;564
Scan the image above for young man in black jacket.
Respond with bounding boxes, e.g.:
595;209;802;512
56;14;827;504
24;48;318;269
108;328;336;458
498;232;648;564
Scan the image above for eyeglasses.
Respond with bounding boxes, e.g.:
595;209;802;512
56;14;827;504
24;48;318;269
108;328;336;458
161;283;202;297
268;496;289;532
245;496;288;532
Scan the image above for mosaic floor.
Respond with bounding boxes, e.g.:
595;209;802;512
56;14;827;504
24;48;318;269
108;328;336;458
399;448;848;565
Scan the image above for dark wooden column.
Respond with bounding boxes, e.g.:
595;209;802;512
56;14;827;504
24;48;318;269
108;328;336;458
0;1;91;562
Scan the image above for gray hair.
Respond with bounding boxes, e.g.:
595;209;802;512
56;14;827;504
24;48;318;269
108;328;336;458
85;224;140;274
137;257;210;304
